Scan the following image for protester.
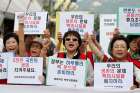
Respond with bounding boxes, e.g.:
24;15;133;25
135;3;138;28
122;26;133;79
128;36;140;88
0;16;25;84
88;33;140;88
3;19;25;57
29;38;43;57
56;31;102;68
53;30;94;86
112;29;140;89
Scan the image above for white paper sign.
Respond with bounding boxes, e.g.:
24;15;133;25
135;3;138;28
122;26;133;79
94;62;133;90
14;12;48;34
118;7;140;34
46;57;87;88
7;57;43;84
0;52;14;79
100;14;117;57
58;12;94;37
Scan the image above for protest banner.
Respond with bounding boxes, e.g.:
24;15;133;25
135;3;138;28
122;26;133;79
118;7;140;34
0;52;14;79
46;57;87;88
94;62;133;90
100;14;117;57
56;11;94;37
7;57;43;84
55;11;94;51
14;12;48;34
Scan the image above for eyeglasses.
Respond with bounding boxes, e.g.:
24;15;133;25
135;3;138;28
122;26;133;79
65;38;78;42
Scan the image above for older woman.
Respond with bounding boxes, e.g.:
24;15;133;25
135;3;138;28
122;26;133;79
53;30;94;86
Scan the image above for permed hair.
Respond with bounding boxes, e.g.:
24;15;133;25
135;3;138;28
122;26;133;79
108;35;129;56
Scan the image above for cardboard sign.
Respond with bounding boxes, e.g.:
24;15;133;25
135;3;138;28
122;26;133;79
7;57;43;84
56;12;94;37
100;14;117;57
14;12;48;34
118;7;140;34
94;62;133;90
0;52;14;79
46;57;87;88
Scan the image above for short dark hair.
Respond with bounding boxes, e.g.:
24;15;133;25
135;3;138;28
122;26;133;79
63;30;82;48
3;32;19;47
108;35;129;56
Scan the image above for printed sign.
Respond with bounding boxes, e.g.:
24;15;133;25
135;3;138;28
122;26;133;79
118;7;140;34
46;57;87;88
7;57;43;84
94;62;133;90
0;52;14;79
100;14;117;57
14;12;48;34
56;12;94;37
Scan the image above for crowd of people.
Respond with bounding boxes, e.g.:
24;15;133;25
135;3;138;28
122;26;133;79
0;16;140;90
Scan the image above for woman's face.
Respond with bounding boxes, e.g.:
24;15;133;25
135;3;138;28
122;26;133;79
64;35;79;52
129;39;138;52
112;40;128;60
30;43;42;57
5;37;19;53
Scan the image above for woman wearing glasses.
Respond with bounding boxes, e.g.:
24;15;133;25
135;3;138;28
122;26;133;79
53;30;94;86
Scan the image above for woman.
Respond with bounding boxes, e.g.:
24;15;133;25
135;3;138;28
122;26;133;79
89;34;140;89
127;35;140;60
53;30;94;86
0;21;25;84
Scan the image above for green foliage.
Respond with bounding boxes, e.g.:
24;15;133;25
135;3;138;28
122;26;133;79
94;15;100;32
43;4;51;14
